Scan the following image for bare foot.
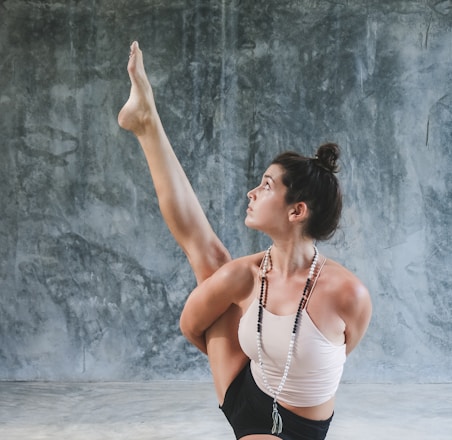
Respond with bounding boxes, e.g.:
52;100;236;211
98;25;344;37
118;41;158;137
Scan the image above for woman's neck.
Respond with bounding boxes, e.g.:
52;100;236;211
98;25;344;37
268;239;316;278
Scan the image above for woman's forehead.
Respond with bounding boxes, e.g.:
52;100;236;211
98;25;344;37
263;164;284;180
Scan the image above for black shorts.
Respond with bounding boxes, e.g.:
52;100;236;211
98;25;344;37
219;363;332;440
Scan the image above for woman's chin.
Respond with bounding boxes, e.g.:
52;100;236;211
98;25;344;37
244;218;259;231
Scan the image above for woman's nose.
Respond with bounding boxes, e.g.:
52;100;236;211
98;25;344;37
247;187;256;200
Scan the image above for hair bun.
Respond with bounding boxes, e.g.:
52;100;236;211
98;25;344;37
314;143;340;173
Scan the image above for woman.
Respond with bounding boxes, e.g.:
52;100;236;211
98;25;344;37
118;41;372;440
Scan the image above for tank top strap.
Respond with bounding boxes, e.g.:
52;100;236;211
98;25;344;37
305;255;327;309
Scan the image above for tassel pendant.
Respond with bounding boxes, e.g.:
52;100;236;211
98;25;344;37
271;400;283;434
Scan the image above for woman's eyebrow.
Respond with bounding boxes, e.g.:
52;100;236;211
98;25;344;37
263;173;276;182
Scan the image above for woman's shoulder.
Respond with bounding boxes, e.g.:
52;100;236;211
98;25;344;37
323;257;370;308
208;251;264;286
217;251;265;276
206;251;264;303
235;251;267;266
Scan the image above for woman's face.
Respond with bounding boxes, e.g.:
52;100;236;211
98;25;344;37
245;164;291;234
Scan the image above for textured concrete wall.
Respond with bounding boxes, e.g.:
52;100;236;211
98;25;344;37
0;0;451;382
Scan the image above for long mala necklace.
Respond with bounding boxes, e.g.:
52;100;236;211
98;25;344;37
257;244;319;435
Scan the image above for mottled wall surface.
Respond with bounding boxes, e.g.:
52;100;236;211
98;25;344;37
0;0;451;382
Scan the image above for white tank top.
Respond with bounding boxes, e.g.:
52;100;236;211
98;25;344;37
238;260;346;407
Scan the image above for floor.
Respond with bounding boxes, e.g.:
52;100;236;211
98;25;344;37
0;381;451;439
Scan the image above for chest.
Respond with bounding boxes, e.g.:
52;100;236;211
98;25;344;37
239;299;345;370
242;270;345;345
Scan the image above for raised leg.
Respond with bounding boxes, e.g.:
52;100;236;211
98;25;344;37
118;41;230;283
118;42;248;401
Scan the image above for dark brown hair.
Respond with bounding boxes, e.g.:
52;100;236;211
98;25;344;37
271;143;342;241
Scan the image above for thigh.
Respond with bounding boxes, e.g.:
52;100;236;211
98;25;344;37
205;303;249;403
187;236;231;284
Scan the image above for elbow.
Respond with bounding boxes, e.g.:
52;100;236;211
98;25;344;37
179;311;191;339
179;312;207;353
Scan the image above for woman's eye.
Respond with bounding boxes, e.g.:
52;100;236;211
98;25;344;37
264;182;270;190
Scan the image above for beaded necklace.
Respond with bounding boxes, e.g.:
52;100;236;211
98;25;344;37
257;244;319;435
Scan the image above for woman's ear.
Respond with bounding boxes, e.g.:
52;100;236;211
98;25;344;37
288;202;309;223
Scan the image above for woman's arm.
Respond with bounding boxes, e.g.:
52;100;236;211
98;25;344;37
338;278;372;356
180;258;255;353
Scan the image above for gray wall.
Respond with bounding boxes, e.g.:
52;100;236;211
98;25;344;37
0;0;451;382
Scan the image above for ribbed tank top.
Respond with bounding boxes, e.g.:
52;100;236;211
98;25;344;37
238;259;346;407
